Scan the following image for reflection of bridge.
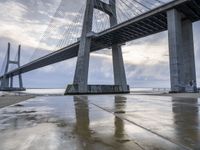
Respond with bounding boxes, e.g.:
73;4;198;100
0;0;200;94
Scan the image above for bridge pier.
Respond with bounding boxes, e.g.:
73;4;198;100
167;9;197;93
0;76;9;89
10;76;13;88
110;0;129;92
65;0;129;94
0;43;25;91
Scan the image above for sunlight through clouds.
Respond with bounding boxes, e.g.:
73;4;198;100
0;0;199;88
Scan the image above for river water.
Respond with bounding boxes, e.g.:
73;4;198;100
0;94;199;150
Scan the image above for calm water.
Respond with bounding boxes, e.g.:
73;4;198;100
0;94;199;149
23;88;169;95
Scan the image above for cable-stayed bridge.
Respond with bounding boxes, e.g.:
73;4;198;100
0;0;200;94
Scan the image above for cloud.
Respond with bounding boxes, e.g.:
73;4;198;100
0;1;47;49
0;0;199;88
0;1;27;22
0;0;82;51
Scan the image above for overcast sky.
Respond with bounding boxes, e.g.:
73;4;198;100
0;0;199;88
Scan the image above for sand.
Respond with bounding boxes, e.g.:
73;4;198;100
0;95;35;108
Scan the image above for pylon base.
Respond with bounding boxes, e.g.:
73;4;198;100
65;84;130;95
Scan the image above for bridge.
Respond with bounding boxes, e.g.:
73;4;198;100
0;0;200;94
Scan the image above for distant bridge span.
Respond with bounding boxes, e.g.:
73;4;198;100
1;0;200;94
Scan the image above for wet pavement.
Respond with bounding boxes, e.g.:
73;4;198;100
0;94;199;150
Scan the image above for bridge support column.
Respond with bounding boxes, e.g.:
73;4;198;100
110;0;128;92
65;0;129;94
0;43;25;91
10;76;13;88
1;43;10;90
112;45;128;91
167;9;196;93
69;0;94;94
17;45;23;89
1;76;9;89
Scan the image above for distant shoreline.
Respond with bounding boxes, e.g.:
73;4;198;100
1;89;200;109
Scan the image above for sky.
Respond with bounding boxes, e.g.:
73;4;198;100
0;0;199;88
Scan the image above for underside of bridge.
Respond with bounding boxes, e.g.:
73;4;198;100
0;0;200;94
65;0;199;94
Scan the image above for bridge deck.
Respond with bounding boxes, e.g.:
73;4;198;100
1;0;200;79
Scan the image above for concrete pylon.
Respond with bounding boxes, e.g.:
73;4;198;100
65;0;129;94
167;9;197;93
17;45;23;89
109;0;128;92
1;43;11;89
0;43;24;91
72;0;94;93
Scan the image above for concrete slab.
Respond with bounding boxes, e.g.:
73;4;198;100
0;95;199;150
65;85;130;94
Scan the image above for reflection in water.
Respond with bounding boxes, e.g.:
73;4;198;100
73;96;128;140
172;97;200;149
73;96;134;149
74;96;90;137
4;95;199;149
114;96;127;140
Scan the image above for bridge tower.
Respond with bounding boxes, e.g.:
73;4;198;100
167;9;197;92
0;43;24;91
65;0;129;94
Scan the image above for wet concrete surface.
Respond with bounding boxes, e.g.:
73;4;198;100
0;95;199;150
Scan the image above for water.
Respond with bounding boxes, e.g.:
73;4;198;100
23;88;170;95
24;88;65;95
0;94;199;149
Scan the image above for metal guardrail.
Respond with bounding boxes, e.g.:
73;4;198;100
152;88;170;92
